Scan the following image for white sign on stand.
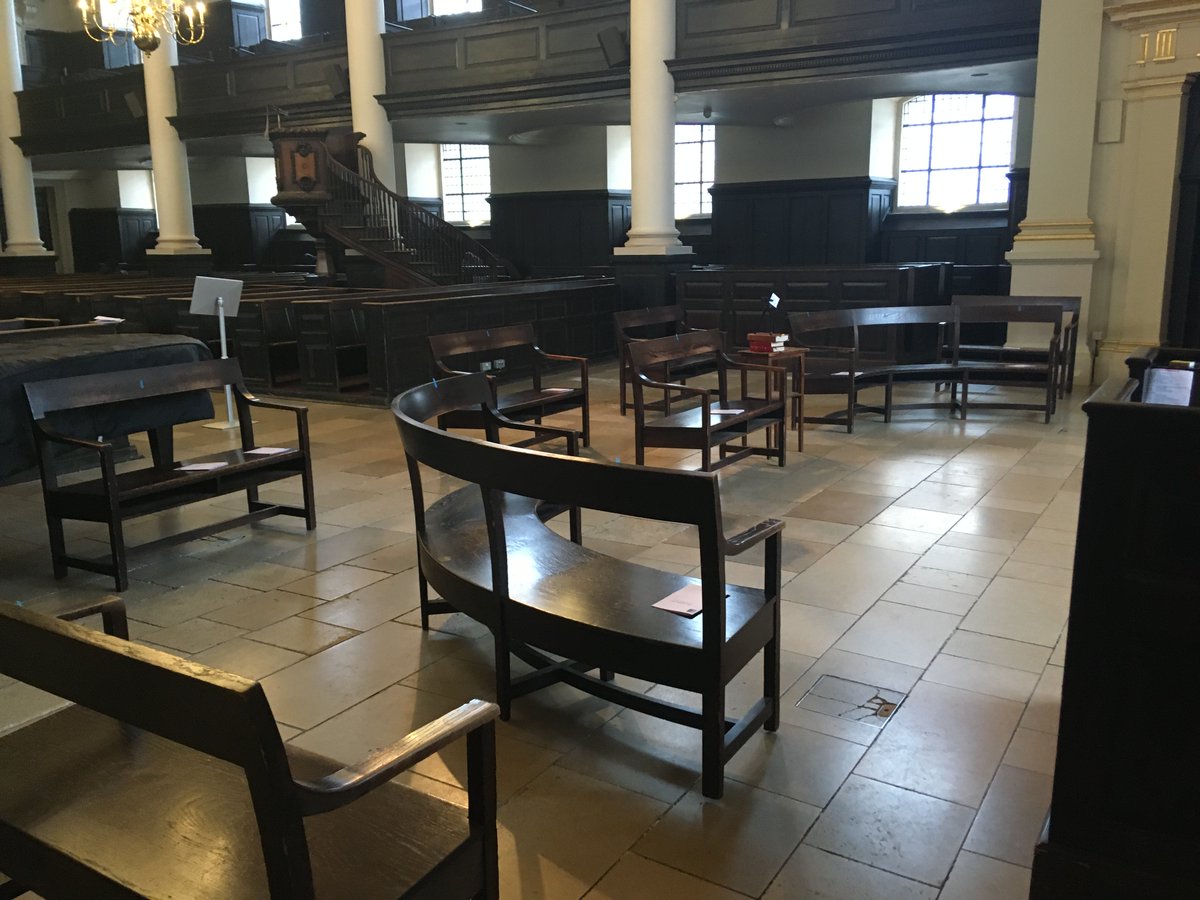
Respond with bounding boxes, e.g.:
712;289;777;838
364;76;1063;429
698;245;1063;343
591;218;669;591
190;276;244;430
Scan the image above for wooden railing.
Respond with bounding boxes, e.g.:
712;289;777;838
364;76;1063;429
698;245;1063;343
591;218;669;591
321;146;511;285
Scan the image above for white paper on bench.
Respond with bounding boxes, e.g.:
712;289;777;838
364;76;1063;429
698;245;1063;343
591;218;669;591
831;372;865;377
544;387;574;393
245;447;291;455
711;409;745;416
178;462;229;471
91;315;125;324
653;583;704;618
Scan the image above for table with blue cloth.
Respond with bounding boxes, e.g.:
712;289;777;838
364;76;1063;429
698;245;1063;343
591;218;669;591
0;333;213;481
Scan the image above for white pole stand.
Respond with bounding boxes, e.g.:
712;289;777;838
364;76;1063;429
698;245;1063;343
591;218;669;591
203;296;242;431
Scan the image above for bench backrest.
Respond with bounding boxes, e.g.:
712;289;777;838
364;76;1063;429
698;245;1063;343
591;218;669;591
952;294;1081;322
613;305;689;337
625;328;723;372
429;323;538;362
0;603;313;896
24;357;242;420
393;373;722;529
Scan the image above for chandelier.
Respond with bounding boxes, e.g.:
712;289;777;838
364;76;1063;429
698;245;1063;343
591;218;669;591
78;1;207;55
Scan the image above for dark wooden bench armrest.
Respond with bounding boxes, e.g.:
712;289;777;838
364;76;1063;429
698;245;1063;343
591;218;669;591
33;424;110;454
723;518;785;556
795;344;856;355
53;595;130;640
293;699;500;815
635;375;714;400
237;388;308;416
434;360;474;379
491;418;580;455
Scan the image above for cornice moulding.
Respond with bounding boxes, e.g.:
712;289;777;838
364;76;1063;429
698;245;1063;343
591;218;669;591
1107;1;1200;28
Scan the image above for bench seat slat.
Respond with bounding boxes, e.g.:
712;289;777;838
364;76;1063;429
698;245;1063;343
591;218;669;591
0;705;473;900
423;490;769;688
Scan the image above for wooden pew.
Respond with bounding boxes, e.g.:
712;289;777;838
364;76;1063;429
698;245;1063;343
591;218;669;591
0;603;501;899
627;329;787;471
613;304;716;415
24;358;316;591
429;322;590;446
393;373;783;799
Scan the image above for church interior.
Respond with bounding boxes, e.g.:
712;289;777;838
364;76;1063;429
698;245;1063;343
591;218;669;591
0;1;1197;898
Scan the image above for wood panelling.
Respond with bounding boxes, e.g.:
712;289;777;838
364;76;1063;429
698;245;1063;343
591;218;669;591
193;205;288;271
880;210;1011;265
710;178;895;267
488;191;631;276
379;2;629;118
672;0;1040;93
68;208;157;273
676;264;948;355
364;278;618;398
16;69;149;155
172;43;352;139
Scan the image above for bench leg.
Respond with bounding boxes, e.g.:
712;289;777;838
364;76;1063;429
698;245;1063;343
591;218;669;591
107;515;129;593
46;515;68;579
300;456;317;531
765;536;781;732
494;635;512;721
701;687;726;800
846;384;856;434
883;378;894;424
960;377;970;421
466;721;500;900
776;418;786;467
418;569;432;630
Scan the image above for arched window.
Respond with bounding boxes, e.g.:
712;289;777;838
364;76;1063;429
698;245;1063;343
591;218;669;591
675;124;715;219
440;143;491;225
897;94;1015;211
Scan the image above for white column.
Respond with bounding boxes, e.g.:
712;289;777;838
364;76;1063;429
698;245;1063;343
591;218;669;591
0;0;50;256
143;37;206;256
345;0;397;192
615;0;690;255
1005;0;1104;378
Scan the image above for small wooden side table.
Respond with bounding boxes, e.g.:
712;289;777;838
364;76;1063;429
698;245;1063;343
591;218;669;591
735;346;807;452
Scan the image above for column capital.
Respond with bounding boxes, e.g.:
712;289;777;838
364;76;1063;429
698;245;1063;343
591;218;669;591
1122;72;1195;98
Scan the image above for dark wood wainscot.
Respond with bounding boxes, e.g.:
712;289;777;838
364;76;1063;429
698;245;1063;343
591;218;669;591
365;277;618;399
675;264;949;359
1030;348;1200;900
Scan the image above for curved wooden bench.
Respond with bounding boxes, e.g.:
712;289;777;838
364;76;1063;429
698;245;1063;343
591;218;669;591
789;303;1064;430
392;373;784;799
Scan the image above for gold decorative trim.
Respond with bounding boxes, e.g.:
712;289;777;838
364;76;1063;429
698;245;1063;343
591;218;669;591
1138;32;1151;64
1155;27;1178;60
1013;233;1098;242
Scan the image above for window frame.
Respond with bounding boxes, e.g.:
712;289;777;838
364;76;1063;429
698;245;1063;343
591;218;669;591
674;123;716;220
439;143;492;226
266;0;304;41
894;93;1017;214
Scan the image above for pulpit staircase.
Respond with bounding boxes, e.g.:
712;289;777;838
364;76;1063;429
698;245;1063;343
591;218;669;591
272;133;515;287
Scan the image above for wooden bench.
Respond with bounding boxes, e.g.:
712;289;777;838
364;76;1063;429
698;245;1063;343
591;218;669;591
954;304;1064;424
392;373;784;799
430;323;590;446
0;601;500;899
951;294;1081;397
627;329;788;471
613;304;715;415
24;358;316;591
788;304;1064;430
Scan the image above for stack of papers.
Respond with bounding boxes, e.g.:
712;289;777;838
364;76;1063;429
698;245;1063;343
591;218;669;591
178;462;229;472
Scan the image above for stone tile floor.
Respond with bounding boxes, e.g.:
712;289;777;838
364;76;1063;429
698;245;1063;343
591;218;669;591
0;360;1083;898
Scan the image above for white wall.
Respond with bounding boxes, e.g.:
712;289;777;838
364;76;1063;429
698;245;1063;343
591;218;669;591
716;101;875;184
117;169;154;209
188;157;250;205
607;125;631;191
245;157;278;204
403;143;441;199
490;126;609;194
869;99;897;180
